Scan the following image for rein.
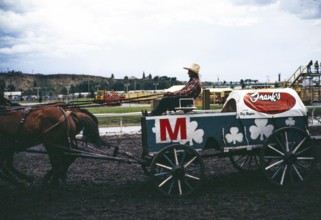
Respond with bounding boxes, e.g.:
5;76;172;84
69;93;164;108
0;93;164;110
42;108;73;134
120;93;163;102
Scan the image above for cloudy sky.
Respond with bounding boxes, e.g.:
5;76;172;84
1;0;321;82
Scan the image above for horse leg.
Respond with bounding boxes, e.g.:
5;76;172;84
43;145;67;187
60;154;77;180
0;162;26;187
46;152;77;184
3;153;34;183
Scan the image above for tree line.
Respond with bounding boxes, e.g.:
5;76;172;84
0;71;180;97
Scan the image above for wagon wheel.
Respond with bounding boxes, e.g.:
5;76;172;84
261;127;316;187
229;149;261;172
150;144;205;197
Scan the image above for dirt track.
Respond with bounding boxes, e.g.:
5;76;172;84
1;134;321;219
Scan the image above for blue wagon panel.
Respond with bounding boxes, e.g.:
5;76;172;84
142;88;308;154
142;113;307;153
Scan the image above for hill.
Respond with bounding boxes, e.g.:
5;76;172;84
0;72;110;96
0;72;180;96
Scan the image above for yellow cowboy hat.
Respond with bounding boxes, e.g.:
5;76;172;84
183;63;200;74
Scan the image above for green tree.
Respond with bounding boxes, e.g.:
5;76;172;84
111;82;124;91
143;82;154;90
240;79;245;89
0;79;5;95
7;84;15;91
61;87;67;95
70;84;76;94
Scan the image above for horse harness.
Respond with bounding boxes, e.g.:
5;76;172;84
15;106;75;150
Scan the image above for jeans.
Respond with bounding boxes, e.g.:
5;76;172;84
150;96;181;116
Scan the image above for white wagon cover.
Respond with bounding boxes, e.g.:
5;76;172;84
223;88;307;119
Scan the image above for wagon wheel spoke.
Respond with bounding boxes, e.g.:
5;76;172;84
155;163;172;171
185;173;200;181
292;164;303;181
158;175;173;187
174;148;179;166
261;127;316;187
177;180;182;195
271;164;283;180
249;155;257;169
241;155;250;168
183;179;194;190
183;156;197;168
297;156;315;160
168;179;175;194
154;171;170;177
267;144;284;156
292;137;307;154
233;155;243;163
284;131;289;152
265;159;284;171
150;145;205;197
229;150;261;172
180;151;187;166
296;146;313;156
274;136;286;151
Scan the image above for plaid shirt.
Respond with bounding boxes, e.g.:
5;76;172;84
173;78;202;98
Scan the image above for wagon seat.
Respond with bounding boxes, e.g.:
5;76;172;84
173;87;202;113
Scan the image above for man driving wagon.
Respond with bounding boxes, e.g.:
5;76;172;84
142;63;201;116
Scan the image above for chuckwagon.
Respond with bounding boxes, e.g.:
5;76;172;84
1;88;320;197
141;88;319;196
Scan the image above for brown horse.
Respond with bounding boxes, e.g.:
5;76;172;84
0;105;104;186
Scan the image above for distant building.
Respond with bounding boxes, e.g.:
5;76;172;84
4;91;22;101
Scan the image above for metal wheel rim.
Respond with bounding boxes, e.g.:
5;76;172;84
261;127;316;187
150;144;205;197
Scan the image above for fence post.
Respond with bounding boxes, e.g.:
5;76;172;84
120;116;123;133
202;89;210;110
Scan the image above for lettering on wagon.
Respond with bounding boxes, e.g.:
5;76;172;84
159;118;187;142
152;117;204;145
244;92;296;114
249;92;281;102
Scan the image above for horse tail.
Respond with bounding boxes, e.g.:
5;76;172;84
73;112;103;148
78;108;98;124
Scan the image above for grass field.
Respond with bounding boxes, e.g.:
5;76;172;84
86;106;152;127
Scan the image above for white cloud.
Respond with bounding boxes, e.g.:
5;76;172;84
231;0;321;19
0;0;321;82
279;0;321;19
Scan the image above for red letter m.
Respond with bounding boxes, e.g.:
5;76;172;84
159;118;187;142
